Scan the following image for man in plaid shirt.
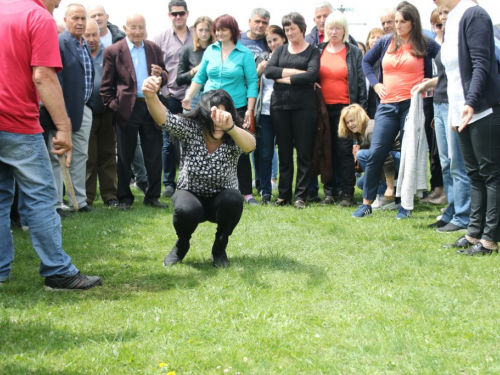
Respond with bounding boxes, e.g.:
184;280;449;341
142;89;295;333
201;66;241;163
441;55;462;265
49;3;95;213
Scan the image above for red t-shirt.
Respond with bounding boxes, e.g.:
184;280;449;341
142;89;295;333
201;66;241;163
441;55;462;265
0;0;62;134
319;47;350;105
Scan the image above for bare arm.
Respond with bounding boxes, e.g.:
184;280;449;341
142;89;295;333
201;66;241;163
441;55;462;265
182;82;203;110
33;66;72;167
211;107;256;153
143;77;168;125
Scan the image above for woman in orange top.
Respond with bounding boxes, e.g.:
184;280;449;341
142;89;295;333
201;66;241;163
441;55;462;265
353;1;440;219
317;11;367;207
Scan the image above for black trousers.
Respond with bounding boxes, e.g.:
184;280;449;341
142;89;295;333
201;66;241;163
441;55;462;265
457;107;500;242
116;101;163;205
271;108;317;201
424;98;443;190
236;107;253;195
172;189;244;256
323;104;355;197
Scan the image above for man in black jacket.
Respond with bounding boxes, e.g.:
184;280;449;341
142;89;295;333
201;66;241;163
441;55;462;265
88;5;125;48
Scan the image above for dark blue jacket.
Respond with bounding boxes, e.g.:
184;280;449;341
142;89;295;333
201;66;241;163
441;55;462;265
58;30;95;132
452;6;500;112
362;34;440;89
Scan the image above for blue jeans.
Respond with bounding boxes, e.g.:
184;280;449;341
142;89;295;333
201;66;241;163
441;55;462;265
433;103;470;227
356;149;401;195
0;131;78;281
255;114;275;196
162;96;183;189
364;101;410;200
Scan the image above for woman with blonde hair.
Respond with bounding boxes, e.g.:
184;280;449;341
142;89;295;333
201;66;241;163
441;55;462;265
338;104;401;208
176;16;215;110
316;11;367;207
365;28;385;52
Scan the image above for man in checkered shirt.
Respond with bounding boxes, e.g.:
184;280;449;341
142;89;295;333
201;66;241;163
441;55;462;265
49;3;95;212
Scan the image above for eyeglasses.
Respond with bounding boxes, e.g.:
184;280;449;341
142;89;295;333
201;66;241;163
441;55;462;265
170;11;186;17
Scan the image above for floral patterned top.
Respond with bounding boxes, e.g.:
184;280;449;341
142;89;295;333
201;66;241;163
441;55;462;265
160;110;243;196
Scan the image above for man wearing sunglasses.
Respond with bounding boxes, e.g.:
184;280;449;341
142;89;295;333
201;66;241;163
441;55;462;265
152;0;193;200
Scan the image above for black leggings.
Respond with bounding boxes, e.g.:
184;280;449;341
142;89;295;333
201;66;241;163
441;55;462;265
172;189;244;256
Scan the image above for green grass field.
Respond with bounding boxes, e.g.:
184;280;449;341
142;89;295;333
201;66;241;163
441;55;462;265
2;188;500;374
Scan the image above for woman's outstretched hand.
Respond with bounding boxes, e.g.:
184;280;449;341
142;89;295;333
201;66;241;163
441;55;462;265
142;76;161;99
211;106;234;131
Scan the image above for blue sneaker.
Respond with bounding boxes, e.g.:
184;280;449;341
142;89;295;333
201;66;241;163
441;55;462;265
396;206;412;219
352;204;372;218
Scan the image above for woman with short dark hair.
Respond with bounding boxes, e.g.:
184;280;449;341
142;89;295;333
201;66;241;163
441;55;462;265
143;76;256;267
254;25;287;204
265;12;320;209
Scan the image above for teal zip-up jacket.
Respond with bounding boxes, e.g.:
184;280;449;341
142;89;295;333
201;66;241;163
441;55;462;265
192;40;258;109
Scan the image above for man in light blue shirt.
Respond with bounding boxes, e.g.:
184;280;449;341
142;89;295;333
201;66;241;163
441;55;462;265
100;14;168;210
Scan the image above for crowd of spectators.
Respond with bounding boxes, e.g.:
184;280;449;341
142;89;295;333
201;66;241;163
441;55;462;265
2;0;500;290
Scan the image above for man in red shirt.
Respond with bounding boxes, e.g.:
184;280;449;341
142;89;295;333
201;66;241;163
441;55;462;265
0;0;101;290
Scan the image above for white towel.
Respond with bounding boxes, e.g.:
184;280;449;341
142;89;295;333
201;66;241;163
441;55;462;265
396;93;428;210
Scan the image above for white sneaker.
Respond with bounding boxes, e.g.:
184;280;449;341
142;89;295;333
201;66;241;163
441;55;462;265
271;180;278;190
372;195;397;210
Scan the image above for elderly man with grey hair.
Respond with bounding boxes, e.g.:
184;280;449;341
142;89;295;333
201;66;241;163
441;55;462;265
240;8;270;56
49;3;95;213
306;3;357;48
379;7;396;34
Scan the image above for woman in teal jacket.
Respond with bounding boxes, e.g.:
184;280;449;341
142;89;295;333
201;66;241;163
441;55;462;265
183;14;258;204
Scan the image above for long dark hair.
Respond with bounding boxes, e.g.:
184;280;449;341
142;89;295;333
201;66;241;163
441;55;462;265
180;89;244;141
391;1;428;57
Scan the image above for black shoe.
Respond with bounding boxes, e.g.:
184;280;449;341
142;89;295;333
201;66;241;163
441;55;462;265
162;185;175;198
273;199;292;206
307;192;321;203
261;195;272;205
211;252;230;268
105;199;119;207
443;235;474;249
458;242;498;256
338;194;354;207
163;240;190;266
428;220;448;229
144;199;168;209
78;205;93;212
56;208;68;220
134;181;148;195
436;223;467;233
44;271;102;291
118;202;131;211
